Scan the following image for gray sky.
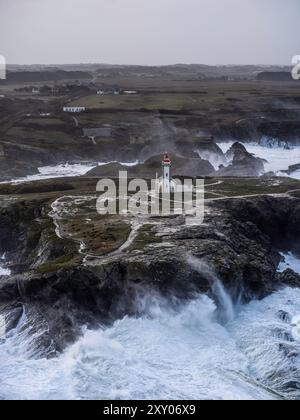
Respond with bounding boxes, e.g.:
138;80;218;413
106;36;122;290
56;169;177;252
0;0;299;65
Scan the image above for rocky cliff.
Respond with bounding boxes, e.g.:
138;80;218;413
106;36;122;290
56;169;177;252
1;192;300;354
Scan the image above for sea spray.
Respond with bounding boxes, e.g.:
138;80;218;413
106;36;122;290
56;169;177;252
2;287;300;399
291;315;300;341
278;252;300;274
187;255;235;324
1;161;140;185
0;255;10;277
2;254;300;399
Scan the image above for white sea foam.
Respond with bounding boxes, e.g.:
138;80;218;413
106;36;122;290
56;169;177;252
0;266;10;276
278;252;300;274
3;161;139;184
1;281;300;400
0;255;10;276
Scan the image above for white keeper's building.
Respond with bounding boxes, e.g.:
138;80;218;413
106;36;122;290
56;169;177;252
63;106;86;113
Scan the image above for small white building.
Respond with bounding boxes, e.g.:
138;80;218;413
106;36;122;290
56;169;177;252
32;88;40;95
155;153;178;194
124;90;137;95
97;89;120;95
63;106;86;113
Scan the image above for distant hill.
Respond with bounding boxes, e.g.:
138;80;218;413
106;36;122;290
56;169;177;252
6;64;292;81
256;71;294;82
1;70;92;84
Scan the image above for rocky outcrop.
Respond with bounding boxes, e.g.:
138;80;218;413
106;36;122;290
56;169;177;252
1;195;300;354
217;142;265;176
284;163;300;176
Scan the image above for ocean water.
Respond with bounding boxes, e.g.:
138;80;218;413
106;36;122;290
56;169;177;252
218;142;300;178
2;161;139;184
1;264;300;400
278;253;300;274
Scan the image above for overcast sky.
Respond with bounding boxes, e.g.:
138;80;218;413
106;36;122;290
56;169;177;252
0;0;299;65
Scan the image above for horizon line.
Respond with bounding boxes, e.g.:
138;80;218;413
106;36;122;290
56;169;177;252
6;62;293;68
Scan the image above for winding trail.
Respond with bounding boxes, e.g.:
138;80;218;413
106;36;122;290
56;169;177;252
48;195;147;265
83;217;145;265
88;136;97;145
72;116;79;127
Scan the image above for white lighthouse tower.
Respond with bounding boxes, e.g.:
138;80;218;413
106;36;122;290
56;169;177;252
162;153;172;193
155;153;177;194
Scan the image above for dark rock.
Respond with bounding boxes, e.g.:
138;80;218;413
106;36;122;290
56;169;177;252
5;304;24;332
225;142;248;161
276;269;300;288
277;310;292;323
217;142;265;176
273;328;294;342
284;163;300;176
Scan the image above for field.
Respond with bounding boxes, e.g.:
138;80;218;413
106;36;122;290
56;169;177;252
71;92;224;111
1;65;300;181
70;81;300;113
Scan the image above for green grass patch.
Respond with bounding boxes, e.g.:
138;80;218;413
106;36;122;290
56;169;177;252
129;224;162;251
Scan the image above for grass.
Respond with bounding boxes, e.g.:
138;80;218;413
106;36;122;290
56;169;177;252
22;117;65;126
54;196;132;256
35;254;81;274
6;126;75;142
129;224;162;251
206;177;300;197
70;92;228;111
69;82;300;116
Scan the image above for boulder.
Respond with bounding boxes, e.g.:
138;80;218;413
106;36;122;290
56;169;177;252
217;142;265;176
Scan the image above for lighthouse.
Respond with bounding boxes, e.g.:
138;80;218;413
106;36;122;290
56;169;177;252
162;153;172;193
155;153;177;194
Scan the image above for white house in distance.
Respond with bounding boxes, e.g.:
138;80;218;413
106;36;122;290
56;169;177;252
63;106;86;113
97;89;120;95
155;153;178;193
124;90;138;95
